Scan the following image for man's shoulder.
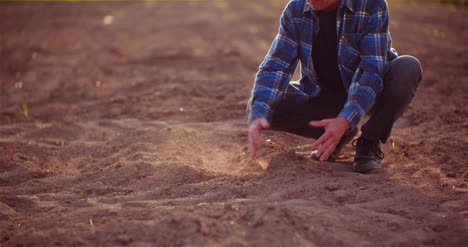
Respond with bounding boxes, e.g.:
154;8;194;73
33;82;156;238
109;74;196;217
283;0;306;16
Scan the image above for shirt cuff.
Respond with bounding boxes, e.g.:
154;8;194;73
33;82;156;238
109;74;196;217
248;102;272;124
338;102;365;130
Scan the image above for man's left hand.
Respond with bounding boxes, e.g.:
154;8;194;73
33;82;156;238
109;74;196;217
309;117;351;161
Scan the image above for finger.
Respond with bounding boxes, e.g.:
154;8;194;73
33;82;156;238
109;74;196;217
248;125;259;158
309;119;330;127
315;138;330;160
251;126;263;150
248;132;257;159
316;136;337;160
254;132;261;149
311;131;331;150
319;139;339;161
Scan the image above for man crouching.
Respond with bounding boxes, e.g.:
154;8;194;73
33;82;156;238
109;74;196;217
247;0;423;173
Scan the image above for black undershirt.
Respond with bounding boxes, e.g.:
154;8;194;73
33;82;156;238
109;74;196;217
312;10;345;93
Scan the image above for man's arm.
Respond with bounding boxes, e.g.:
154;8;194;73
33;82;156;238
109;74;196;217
249;1;299;124
248;2;300;159
338;1;391;130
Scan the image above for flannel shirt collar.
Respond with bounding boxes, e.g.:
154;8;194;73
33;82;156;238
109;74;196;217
302;0;355;13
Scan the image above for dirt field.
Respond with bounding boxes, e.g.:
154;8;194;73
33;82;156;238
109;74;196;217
0;0;467;246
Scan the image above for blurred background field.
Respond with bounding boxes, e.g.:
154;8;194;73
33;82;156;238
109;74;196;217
0;0;467;246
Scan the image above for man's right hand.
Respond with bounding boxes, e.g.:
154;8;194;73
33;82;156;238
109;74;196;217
248;118;271;159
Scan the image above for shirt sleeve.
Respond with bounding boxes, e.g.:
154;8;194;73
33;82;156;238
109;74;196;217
248;2;299;124
338;1;390;129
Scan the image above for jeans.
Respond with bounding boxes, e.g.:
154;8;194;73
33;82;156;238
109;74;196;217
270;55;423;143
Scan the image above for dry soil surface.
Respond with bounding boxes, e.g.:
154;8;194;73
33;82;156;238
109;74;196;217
0;0;467;246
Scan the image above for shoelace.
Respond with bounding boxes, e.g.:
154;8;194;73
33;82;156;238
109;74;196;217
352;138;385;159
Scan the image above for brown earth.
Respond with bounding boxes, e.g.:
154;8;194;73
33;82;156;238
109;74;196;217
0;0;467;246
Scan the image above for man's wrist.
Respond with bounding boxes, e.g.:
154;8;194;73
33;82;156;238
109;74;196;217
337;116;351;129
249;105;272;125
337;107;359;130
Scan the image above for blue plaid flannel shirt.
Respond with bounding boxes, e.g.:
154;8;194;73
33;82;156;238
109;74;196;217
248;0;398;130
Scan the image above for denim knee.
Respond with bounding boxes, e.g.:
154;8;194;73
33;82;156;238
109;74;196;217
383;55;423;97
392;55;423;80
